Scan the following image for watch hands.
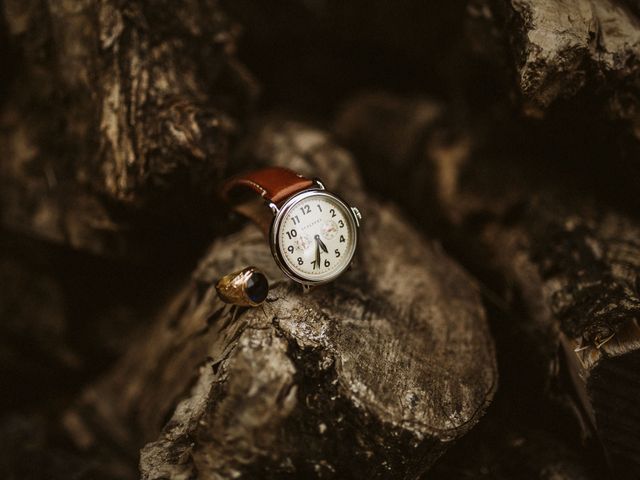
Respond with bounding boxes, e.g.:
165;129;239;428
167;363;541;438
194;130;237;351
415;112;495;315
318;237;328;253
314;236;321;269
313;234;329;269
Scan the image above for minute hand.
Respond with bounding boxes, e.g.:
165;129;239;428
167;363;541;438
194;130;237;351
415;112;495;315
315;240;321;269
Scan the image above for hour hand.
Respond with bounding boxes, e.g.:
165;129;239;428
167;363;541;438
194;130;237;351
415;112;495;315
315;234;328;253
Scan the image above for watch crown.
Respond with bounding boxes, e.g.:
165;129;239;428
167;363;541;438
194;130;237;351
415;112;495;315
351;207;362;227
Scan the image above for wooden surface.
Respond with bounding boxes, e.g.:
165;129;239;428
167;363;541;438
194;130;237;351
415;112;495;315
2;0;639;478
336;92;640;478
499;0;640;120
1;0;255;256
63;120;496;479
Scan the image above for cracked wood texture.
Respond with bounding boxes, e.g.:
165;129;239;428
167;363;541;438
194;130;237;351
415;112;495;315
3;0;638;478
0;0;255;256
463;0;640;211
336;93;640;479
471;0;640;121
63;120;497;479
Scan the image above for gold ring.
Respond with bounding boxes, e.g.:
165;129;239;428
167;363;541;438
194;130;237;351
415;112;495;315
215;266;269;307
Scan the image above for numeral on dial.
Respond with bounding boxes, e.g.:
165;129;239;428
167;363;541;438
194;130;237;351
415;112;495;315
286;229;297;240
324;259;330;268
297;257;304;265
287;245;294;253
300;205;311;215
330;208;336;218
292;215;300;225
335;249;340;258
338;220;344;228
339;235;345;243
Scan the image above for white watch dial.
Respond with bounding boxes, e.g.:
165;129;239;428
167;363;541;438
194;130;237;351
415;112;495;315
276;192;357;282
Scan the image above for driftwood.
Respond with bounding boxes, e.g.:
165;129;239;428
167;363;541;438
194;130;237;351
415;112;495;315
0;0;255;434
63;120;497;479
0;0;255;256
336;92;640;478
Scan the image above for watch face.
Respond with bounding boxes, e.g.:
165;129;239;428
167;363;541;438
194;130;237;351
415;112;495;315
273;191;358;284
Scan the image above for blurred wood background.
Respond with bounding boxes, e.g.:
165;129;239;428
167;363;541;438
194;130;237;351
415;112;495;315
1;0;639;479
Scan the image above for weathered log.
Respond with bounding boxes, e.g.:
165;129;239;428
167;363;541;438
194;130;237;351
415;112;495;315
336;92;640;478
431;301;607;480
64;119;497;479
471;0;640;123
0;0;256;256
462;0;640;214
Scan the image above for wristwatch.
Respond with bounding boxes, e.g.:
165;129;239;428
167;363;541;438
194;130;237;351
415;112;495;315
221;167;362;286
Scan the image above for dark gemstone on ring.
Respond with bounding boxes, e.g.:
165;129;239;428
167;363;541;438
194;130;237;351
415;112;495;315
245;271;268;304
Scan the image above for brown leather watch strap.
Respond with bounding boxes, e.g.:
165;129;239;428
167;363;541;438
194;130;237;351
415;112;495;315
221;167;314;206
221;167;315;235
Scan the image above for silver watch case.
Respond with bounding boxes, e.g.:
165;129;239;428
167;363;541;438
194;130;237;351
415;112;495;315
269;182;361;286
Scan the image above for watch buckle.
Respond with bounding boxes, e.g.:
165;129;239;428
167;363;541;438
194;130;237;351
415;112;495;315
312;178;326;190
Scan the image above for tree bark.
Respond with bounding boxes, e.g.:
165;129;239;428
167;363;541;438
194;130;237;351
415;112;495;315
1;0;256;256
4;0;638;478
63;119;497;479
471;0;640;121
336;92;640;478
